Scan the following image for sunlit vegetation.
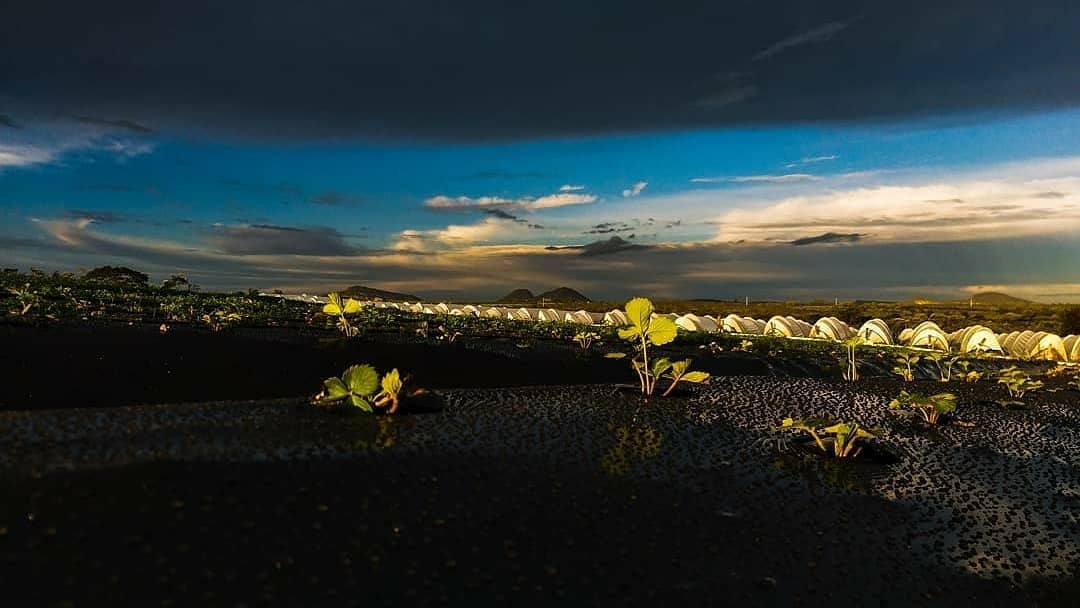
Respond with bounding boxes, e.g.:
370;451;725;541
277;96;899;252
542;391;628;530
841;335;864;381
607;297;679;396
777;418;877;459
312;364;427;414
995;366;1044;408
323;292;362;337
889;390;958;425
893;352;920;382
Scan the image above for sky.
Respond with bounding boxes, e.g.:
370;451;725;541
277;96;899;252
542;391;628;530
3;1;1080;302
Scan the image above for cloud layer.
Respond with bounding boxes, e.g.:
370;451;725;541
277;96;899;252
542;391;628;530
15;217;1080;302
4;1;1080;140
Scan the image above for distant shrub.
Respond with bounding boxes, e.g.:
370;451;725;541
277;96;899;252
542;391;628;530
83;265;149;286
1059;306;1080;336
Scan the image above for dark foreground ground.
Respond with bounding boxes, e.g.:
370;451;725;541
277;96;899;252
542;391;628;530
0;323;780;411
1;324;1078;606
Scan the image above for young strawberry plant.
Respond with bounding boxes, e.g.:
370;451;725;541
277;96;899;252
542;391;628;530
313;364;428;414
889;390;957;424
954;360;983;383
778;418;876;459
607;297;678;396
925;353;960;382
8;284;40;317
323;292;362;337
893;352;920;382
660;359;710;396
995;365;1043;408
574;331;601;350
841;335;865;381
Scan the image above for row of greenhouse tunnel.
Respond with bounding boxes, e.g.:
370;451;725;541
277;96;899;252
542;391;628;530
360;301;1080;362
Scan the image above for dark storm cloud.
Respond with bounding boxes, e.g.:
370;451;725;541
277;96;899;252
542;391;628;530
0;114;20;129
546;236;648;257
210;224;359;256
483;209;542;228
586;222;635;235
69;115;153;134
4;1;1079;141
790;232;864;246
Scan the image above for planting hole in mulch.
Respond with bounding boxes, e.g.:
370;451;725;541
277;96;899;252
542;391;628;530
772;436;900;493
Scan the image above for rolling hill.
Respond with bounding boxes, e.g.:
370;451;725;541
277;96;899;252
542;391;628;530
536;287;590;303
497;287;590;305
340;285;421;301
497;289;536;303
965;292;1033;306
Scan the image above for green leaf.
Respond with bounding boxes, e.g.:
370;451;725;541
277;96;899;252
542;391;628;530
322;377;349;401
617;326;641;341
681;371;710;384
604;352;627;359
650;357;672;377
381;368;403;397
342;364;380;396
349;393;374;412
343;298;362;314
669;359;691;377
646;316;678;346
930;392;957;414
323;292;344;315
624;297;654;330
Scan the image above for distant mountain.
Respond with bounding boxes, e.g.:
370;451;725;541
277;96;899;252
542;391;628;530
497;287;590;304
966;292;1033;305
497;289;536;303
536;287;590;303
341;285;420;301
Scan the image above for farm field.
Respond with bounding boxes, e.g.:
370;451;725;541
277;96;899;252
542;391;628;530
1;273;1079;606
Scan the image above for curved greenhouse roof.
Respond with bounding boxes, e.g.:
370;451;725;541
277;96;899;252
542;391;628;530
998;331;1068;361
810;317;855;342
675;313;718;333
763;315;813;338
856;319;893;345
901;321;950;351
947;325;1002;354
721;314;767;335
603;310;630;326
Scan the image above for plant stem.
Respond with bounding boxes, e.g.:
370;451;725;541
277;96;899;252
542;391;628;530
662;376;679;397
640;334;651;395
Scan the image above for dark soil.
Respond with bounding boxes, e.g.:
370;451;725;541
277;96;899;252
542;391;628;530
2;322;1078;606
0;456;1034;607
0;323;762;411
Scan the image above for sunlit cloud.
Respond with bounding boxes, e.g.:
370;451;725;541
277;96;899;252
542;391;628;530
0;144;56;168
713;179;1080;244
0;115;156;170
17;215;1080;302
424;191;598;212
621;181;648;197
691;173;821;184
785;155;837;168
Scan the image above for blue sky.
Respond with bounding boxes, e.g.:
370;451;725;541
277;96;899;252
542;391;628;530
4;1;1080;301
5;108;1080;300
